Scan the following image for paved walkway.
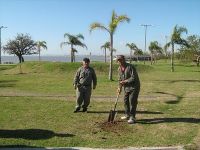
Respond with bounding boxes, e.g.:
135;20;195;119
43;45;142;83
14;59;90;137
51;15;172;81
1;146;184;150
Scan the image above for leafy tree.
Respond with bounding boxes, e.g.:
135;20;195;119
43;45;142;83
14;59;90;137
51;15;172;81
60;33;87;62
36;41;47;61
126;43;139;63
90;10;130;80
179;35;200;66
149;41;162;64
3;33;37;63
101;42;110;63
165;25;189;72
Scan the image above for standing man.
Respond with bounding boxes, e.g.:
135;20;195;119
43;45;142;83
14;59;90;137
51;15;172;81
117;55;140;124
73;58;97;113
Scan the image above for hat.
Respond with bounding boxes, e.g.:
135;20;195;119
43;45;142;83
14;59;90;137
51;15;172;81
116;55;125;60
83;57;90;63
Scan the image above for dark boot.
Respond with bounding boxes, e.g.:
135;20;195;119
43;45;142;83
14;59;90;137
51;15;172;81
82;108;87;112
74;107;80;113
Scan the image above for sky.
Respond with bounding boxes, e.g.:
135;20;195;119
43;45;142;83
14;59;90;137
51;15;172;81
0;0;200;56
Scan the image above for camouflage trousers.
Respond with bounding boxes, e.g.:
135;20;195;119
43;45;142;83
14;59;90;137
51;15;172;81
123;88;140;118
76;86;92;109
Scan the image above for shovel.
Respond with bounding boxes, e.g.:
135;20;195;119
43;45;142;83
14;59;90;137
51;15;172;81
108;91;120;123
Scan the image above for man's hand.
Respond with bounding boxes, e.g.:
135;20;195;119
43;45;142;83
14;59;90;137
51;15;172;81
120;80;128;85
93;85;96;90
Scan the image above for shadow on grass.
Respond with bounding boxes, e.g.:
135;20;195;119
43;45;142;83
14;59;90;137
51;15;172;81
154;91;184;104
137;117;200;124
0;129;75;140
87;110;163;114
154;79;200;83
0;80;18;88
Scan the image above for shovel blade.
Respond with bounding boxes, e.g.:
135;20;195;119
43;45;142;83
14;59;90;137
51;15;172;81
108;110;117;122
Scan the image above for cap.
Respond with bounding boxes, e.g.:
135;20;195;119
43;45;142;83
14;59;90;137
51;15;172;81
83;57;90;63
116;55;125;60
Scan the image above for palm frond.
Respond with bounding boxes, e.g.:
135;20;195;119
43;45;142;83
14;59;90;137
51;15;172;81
109;14;130;33
64;33;72;39
90;23;109;33
164;42;171;49
60;42;70;48
101;42;110;49
72;48;78;53
76;34;84;40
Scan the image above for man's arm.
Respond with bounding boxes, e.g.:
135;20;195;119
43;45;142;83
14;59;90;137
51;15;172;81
121;65;136;84
73;68;81;89
92;68;97;89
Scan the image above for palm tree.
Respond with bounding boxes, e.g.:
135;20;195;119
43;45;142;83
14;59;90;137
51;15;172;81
165;25;189;72
126;43;139;63
100;42;110;63
90;10;130;80
149;41;162;65
36;41;47;61
60;33;87;62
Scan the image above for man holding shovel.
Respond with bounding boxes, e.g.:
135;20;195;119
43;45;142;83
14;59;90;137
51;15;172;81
116;55;140;124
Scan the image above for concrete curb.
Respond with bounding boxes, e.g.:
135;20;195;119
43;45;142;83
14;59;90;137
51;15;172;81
0;146;184;150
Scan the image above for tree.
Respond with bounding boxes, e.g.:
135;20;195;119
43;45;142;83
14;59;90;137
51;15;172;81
90;10;130;80
3;33;37;63
165;25;189;72
126;43;139;63
36;41;47;61
149;41;162;64
179;35;200;66
60;33;87;62
100;42;110;63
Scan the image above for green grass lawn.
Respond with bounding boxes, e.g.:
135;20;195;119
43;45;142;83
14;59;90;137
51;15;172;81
0;61;200;148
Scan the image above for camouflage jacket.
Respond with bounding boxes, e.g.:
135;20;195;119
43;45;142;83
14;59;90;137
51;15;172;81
74;66;97;88
118;63;140;92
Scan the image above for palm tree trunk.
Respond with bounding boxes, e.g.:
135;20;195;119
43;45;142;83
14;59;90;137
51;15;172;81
38;48;41;62
171;42;174;72
104;48;106;63
109;34;113;81
197;56;200;66
73;52;76;62
71;45;73;63
151;53;153;65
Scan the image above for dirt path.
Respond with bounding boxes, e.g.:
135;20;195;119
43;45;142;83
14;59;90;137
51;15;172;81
0;92;199;102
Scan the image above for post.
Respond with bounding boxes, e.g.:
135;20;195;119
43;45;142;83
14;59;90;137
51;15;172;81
140;24;152;64
0;26;7;64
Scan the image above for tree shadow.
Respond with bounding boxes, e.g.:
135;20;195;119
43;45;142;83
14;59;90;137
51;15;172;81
137;117;200;124
0;129;75;140
154;79;200;83
0;80;18;88
154;91;184;104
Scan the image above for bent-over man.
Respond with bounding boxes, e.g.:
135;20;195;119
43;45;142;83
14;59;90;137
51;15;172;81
117;55;140;124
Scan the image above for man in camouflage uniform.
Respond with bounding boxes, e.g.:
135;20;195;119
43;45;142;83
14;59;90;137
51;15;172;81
73;58;97;113
117;55;140;124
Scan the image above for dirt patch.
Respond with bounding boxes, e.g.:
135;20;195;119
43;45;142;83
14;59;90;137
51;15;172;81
98;120;125;133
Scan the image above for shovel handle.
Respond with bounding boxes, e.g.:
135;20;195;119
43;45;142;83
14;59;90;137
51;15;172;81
113;92;120;112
